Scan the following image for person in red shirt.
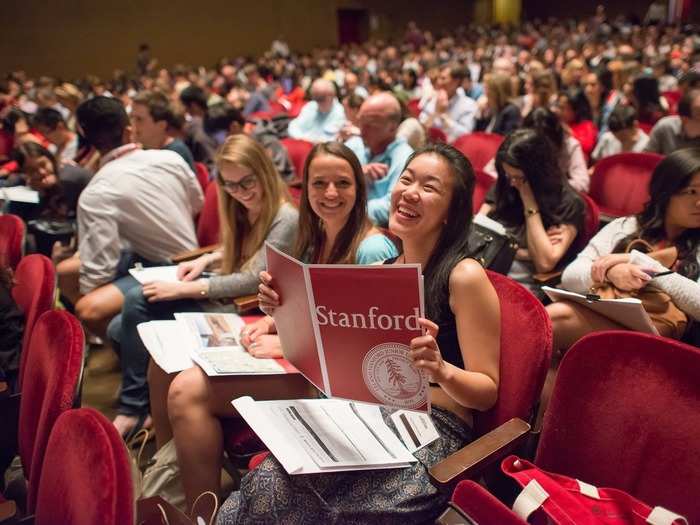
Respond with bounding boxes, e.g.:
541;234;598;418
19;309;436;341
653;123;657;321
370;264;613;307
557;88;598;160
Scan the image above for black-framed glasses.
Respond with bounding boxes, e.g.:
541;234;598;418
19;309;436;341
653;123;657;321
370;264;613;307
218;174;257;193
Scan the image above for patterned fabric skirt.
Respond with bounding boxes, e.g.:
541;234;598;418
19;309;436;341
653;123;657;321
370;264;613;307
216;406;472;525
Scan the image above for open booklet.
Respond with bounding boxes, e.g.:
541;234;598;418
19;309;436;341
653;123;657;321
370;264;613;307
138;312;296;376
1;186;40;204
265;243;430;412
542;286;659;335
232;397;423;474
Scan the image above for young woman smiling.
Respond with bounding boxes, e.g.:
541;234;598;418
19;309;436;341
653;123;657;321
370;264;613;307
223;143;501;524
160;142;396;509
548;148;700;350
109;133;298;439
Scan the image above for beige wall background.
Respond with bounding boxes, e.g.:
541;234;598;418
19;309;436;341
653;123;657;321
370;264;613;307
0;0;475;80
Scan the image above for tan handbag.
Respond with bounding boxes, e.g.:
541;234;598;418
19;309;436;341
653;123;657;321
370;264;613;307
592;240;687;339
137;491;219;525
139;438;187;512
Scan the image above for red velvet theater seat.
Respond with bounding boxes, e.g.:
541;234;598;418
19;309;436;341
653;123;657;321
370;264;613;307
19;310;84;512
452;132;504;172
449;480;525;524
0;214;24;269
34;408;133;525
589;152;663;219
280;137;313;182
194;161;210;192
197;182;221;247
11;254;55;388
534;331;700;522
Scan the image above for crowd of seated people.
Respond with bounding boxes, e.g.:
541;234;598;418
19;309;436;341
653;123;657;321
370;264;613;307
1;10;700;524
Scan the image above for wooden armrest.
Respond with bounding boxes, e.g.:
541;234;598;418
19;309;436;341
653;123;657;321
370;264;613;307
171;244;220;264
0;501;17;522
233;294;259;314
435;504;477;525
429;418;530;490
533;271;562;284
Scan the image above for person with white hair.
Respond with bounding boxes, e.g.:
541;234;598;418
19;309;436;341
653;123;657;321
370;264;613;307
287;79;346;142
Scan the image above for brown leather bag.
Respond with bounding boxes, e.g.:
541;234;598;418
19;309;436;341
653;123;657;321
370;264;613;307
591;240;688;339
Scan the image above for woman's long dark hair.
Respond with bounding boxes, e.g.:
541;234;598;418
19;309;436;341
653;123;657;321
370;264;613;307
523;107;565;152
402;143;475;321
560;87;592;123
613;148;700;280
294;142;371;264
490;128;584;232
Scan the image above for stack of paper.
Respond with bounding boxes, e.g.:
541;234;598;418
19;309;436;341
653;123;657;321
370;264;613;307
138;312;287;376
233;397;421;474
1;186;40;204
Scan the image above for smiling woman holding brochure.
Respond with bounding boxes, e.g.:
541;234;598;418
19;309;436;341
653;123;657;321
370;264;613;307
217;143;501;524
163;142;397;509
108;134;298;438
547;148;700;351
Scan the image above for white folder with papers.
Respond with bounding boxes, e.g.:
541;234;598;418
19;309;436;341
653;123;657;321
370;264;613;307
542;286;659;335
232;396;416;474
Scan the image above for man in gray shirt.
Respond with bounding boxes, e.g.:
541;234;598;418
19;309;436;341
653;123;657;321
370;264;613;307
57;96;203;339
645;89;700;155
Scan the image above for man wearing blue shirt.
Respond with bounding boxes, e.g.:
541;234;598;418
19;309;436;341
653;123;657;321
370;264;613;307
346;92;414;227
288;79;346;143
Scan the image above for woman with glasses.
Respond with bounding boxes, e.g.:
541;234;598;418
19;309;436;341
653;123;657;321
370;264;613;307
548;147;700;351
108;133;298;439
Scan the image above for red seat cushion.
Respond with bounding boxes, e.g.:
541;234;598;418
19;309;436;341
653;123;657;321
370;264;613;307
34;408;133;525
452;480;525;524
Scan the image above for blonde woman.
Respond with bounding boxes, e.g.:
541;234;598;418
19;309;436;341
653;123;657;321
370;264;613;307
482;73;522;135
109;133;298;439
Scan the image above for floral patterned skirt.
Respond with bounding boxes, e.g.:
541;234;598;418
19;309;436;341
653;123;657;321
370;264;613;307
216;406;472;525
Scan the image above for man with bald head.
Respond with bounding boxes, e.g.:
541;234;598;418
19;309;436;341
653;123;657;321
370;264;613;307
345;92;414;226
288;78;346;142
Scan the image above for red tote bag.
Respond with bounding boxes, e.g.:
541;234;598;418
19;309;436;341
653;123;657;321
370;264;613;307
501;456;688;525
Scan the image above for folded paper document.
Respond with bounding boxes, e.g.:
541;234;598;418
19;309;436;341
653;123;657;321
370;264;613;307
233;396;417;474
542;286;658;335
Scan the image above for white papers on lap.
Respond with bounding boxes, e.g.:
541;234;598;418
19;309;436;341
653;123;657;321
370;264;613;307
137;321;194;373
390;410;440;453
129;265;180;284
542;286;659;335
232;397;416;474
1;186;40;203
138;313;285;376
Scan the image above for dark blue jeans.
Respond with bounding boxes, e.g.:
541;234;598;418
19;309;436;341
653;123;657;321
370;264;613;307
107;286;203;416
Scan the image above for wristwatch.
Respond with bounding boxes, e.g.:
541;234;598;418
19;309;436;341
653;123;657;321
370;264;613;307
525;207;540;217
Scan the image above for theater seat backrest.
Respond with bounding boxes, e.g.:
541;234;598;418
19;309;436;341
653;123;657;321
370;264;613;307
474;272;552;437
537;331;700;523
197;182;220;247
12;254;55;386
0;214;25;269
452;132;504;172
35;408;133;525
19;310;84;512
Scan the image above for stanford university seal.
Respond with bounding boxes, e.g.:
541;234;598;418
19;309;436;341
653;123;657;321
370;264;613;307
362;342;427;409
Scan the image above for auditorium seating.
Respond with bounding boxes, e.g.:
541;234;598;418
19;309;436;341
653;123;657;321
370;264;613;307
11;255;55;387
17;310;85;512
196;182;220;247
34;408;133;525
472;169;496;213
280;137;313;182
452;132;505;172
427;127;448;143
0;214;25;269
441;331;700;523
589;152;663;219
194;162;211;192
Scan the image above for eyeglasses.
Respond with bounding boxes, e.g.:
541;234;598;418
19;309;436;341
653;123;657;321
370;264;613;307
218;174;257;193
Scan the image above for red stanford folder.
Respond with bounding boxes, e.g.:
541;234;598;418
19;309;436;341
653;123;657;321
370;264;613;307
266;243;429;412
